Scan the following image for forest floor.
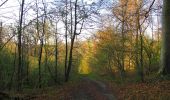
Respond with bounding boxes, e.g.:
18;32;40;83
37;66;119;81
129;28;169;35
1;76;170;100
107;79;170;100
26;77;116;100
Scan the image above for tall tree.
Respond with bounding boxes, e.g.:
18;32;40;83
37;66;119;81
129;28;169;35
17;0;25;91
64;0;68;81
55;21;59;83
160;0;170;75
65;0;78;82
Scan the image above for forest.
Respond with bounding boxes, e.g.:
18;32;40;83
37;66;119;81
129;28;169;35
0;0;169;100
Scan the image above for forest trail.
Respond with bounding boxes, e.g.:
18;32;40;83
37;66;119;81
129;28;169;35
31;77;116;100
2;77;116;100
70;77;116;100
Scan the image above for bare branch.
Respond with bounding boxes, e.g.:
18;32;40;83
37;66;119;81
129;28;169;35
0;0;9;7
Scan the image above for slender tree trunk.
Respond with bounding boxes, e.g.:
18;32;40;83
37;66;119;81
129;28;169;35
26;56;29;84
44;40;48;73
17;0;25;91
38;40;43;88
120;1;127;79
65;35;75;82
64;0;68;79
55;22;58;83
36;0;42;88
139;32;144;81
65;0;78;82
121;19;125;79
136;6;144;82
26;37;29;84
135;6;140;81
0;22;2;46
21;34;25;86
0;22;2;87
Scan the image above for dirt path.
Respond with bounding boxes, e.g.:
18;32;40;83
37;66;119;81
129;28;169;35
71;77;116;100
2;77;116;100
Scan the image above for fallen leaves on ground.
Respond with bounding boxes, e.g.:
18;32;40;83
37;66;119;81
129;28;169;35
31;80;109;100
7;79;170;100
108;80;170;100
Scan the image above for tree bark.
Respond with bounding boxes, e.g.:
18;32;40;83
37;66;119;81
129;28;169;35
160;0;170;75
17;0;25;91
64;0;68;80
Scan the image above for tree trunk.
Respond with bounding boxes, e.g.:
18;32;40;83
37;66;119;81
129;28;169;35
136;6;144;82
0;22;2;46
65;36;75;82
55;22;58;83
17;0;25;91
160;0;170;75
64;0;68;79
36;0;42;88
0;22;2;88
38;40;43;88
65;0;78;82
